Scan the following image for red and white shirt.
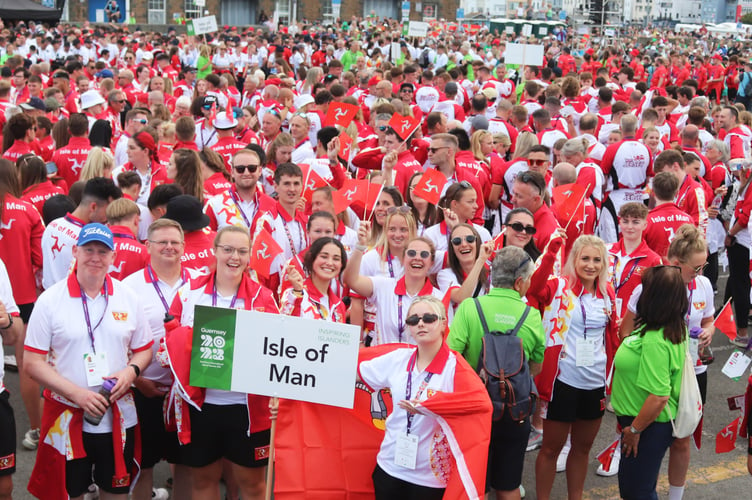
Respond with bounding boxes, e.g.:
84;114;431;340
41;213;85;289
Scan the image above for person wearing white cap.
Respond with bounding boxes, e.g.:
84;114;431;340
289;113;315;164
81;89;106;132
210;111;246;172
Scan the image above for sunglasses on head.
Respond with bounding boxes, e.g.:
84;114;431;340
234;164;259;174
458;180;473;189
386;205;411;215
506;222;536;235
405;313;440;326
406;249;431;259
451;235;477;246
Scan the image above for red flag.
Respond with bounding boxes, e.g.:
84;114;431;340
338;131;354;161
388;113;420;140
364;183;383;220
552;183;587;225
300;163;330;201
250;229;283;278
412;169;447;205
596;438;620;470
331;188;350;215
324;101;360;127
340;179;369;210
693;415;704;450
715;300;737;341
715;417;740;453
491;227;507;255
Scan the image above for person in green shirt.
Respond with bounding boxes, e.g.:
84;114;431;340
448;246;545;499
611;265;688;500
196;44;212;80
340;40;364;72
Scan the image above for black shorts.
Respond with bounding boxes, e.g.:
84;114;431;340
543;379;605;422
18;303;34;324
181;403;270;468
65;427;135;497
133;387;181;468
487;414;530;492
0;391;16;477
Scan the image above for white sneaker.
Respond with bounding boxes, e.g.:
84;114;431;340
22;428;40;450
556;445;570;473
596;444;621;477
83;484;99;500
519;484;526;498
526;428;543;451
152;488;169;499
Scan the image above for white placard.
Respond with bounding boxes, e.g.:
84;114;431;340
391;42;401;62
538;27;548;35
504;43;545;66
604;28;615;37
408;21;430;37
231;311;360;408
191;14;217;35
522;24;533;36
505;26;515;34
194;0;205;6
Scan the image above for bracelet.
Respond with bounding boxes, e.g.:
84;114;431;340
355;244;368;252
129;364;141;377
628;425;642;435
0;315;12;330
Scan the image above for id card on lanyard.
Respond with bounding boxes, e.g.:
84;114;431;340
396;353;434;469
80;281;110;386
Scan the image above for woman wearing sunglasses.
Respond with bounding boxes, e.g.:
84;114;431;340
425;182;491;252
358;295;492;500
620;224;713;499
610;265;688;500
281;236;348;322
528;233;619;500
438;224;494;311
501;208;542;261
164;226;279;500
345;221;445;345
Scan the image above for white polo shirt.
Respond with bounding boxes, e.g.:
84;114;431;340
122;266;186;385
370;276;445;345
0;259;19;393
359;345;457;488
41;214;85;289
25;274;153;433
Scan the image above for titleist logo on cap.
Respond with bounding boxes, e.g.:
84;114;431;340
82;227;111;238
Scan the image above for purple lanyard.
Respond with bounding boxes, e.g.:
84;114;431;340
281;218;304;257
405;351;434;434
397;295;405;341
112;232;135;240
579;297;589;339
613;257;642;294
686;285;693;325
80;281;109;354
64;214;83;228
387;251;395;278
230;189;255;228
146;265;186;313
212;281;239;309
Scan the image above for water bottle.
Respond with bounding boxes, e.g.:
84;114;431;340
84;378;116;426
711;193;723;209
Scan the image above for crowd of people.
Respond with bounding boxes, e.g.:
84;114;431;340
0;13;751;500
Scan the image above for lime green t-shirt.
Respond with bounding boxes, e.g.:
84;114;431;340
197;55;212;80
611;328;686;423
448;288;545;370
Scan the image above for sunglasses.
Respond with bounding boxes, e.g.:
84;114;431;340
378;125;388;131
686;262;707;274
427;146;449;154
528;159;547;166
405;313;440;326
386;205;411;215
406;249;431;259
506;222;536;235
458;180;472;189
114;99;126;104
451;235;477;246
136;118;147;124
234;164;259;174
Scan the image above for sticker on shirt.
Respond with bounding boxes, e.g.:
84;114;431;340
395;432;419;469
112;473;131;488
112;311;128;321
84;352;109;387
0;453;14;470
693;301;706;310
255;445;270;461
576;337;596;367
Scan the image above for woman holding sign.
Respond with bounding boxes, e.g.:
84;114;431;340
165;226;279;500
358;295;492;499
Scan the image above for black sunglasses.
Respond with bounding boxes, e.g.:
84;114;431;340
405;313;440;326
406;249;431;259
378;125;388;131
451;235;477;246
506;222;536;235
234;164;259;174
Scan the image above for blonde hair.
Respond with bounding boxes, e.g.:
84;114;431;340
80;147;114;181
562;235;610;300
514;131;539;159
667;224;707;262
374;211;417;268
470;130;492;163
407;295;446;320
106;198;140;224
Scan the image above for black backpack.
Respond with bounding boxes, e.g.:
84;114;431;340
419;48;431;69
744;72;752;98
473;299;538;422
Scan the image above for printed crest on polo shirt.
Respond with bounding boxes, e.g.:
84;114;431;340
693;301;706;310
112;311;128;321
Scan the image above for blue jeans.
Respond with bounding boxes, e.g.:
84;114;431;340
617;416;674;500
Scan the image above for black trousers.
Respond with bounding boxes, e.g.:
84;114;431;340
724;242;750;329
372;464;445;500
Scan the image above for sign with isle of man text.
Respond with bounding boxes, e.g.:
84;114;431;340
190;306;361;408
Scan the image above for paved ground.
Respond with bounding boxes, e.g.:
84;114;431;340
3;274;750;499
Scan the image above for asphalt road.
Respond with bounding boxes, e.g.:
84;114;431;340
3;273;750;499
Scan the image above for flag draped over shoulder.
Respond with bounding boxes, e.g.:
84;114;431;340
274;344;493;500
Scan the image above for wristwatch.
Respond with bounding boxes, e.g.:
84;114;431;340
0;314;12;330
628;425;642;435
